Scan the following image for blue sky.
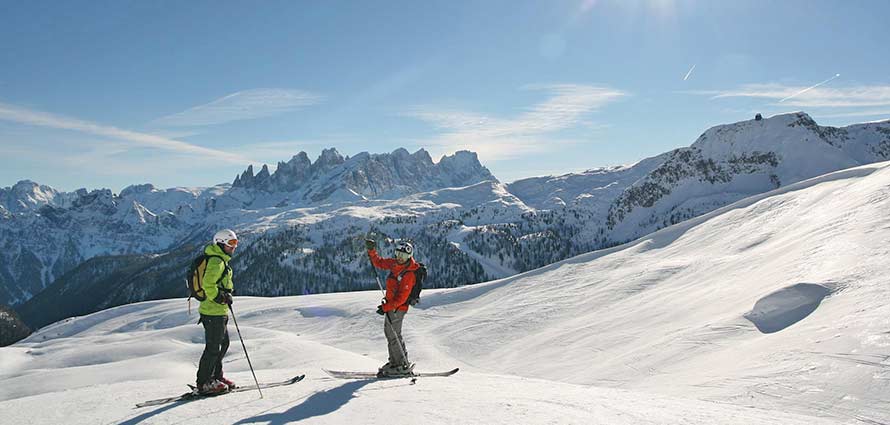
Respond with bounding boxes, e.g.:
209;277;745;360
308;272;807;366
1;0;889;192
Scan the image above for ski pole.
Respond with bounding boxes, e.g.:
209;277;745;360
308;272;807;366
229;305;263;398
366;239;413;378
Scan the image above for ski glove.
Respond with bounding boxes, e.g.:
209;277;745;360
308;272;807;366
376;305;385;315
214;291;233;306
365;239;376;250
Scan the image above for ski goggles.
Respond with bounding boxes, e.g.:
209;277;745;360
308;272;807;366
223;239;239;248
395;250;412;260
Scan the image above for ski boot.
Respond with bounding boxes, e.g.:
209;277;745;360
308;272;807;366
378;362;415;378
217;376;236;390
197;379;229;395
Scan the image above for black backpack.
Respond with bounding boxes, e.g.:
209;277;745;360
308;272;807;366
187;254;228;302
397;263;427;307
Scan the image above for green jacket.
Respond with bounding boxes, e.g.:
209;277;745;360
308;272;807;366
198;243;234;316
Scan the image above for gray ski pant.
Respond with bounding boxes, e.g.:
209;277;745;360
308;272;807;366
384;310;408;365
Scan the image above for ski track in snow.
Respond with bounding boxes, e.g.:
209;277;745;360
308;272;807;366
5;162;890;424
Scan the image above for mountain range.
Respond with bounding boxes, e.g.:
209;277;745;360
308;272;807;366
3;112;889;334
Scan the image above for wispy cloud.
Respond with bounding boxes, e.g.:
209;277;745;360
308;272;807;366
404;84;625;160
237;140;327;164
692;83;890;108
0;101;252;164
152;88;323;127
0;134;201;186
149;128;205;140
814;109;890;119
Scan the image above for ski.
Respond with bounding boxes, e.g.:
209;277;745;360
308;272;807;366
323;368;459;380
135;374;305;408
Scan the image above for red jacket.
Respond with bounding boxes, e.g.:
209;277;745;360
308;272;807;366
369;249;419;312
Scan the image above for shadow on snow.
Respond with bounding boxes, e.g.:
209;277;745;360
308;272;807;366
120;399;191;425
235;380;374;425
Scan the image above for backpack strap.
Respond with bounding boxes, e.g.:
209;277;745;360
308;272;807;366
204;255;230;289
188;255;231;311
391;267;417;283
395;267;422;308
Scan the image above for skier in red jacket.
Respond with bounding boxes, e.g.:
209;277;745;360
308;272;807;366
366;239;419;377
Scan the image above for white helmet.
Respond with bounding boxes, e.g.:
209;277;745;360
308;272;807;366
395;241;414;258
213;229;238;248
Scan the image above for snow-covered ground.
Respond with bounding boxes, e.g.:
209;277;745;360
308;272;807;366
4;160;890;424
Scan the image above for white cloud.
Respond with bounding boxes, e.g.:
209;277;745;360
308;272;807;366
404;84;625;160
0;101;252;164
404;110;495;131
813;109;890;119
149;129;205;139
235;140;327;164
0;132;270;192
152;88;323;127
693;83;890;108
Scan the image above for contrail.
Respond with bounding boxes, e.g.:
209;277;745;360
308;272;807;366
683;64;696;81
779;73;840;103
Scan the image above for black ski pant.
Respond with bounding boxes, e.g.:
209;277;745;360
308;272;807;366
196;314;229;386
384;310;408;366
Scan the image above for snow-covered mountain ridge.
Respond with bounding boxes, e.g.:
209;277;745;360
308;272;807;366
510;112;890;247
230;148;495;207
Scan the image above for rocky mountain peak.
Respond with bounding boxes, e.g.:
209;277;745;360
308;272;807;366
228;147;496;201
1;180;62;213
119;184;157;199
411;148;434;164
437;151;496;187
314;148;346;170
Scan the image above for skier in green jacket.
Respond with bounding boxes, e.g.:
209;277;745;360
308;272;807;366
195;229;238;394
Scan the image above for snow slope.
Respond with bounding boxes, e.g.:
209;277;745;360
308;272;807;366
424;162;890;423
0;299;845;425
4;161;890;424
